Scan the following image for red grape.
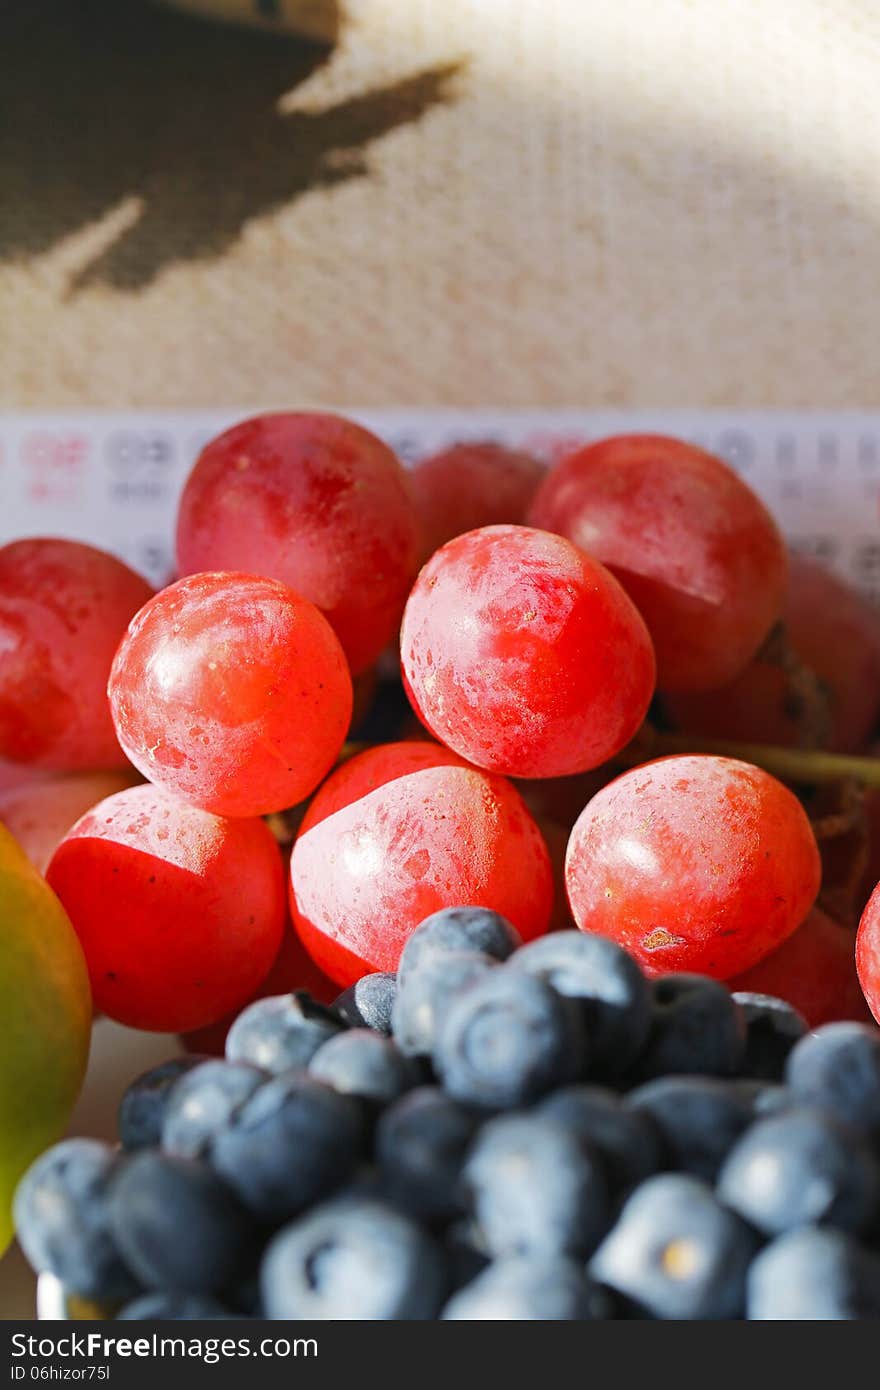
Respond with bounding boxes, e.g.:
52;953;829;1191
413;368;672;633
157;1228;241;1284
400;525;656;778
0;770;140;874
565;755;821;978
731;907;874;1028
0;539;153;770
528;435;787;692
175;412;419;675
665;553;880;751
290;742;553;986
299;739;469;833
108;572;352;818
857;888;880;1027
45;784;285;1032
516;767;619;832
535;816;576;932
0;761;50;795
410;441;546;562
181;920;338;1056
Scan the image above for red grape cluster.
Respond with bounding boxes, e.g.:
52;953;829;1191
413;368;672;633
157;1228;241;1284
1;417;878;1036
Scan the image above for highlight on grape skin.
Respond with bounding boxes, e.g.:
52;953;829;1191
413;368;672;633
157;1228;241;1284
45;783;286;1034
296;740;470;834
565;755;822;979
400;524;656;779
528;434;788;693
0;538;154;771
289;742;553;987
175;412;420;676
0;770;141;875
108;571;353;818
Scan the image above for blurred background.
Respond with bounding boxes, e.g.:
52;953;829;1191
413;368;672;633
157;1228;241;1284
2;0;880;409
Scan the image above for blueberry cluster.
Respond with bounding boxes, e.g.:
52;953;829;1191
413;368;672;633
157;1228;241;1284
15;909;880;1320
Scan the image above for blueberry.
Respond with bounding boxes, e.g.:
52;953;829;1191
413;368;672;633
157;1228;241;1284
308;1029;420;1105
161;1060;266;1158
109;1152;253;1293
225;992;341;1074
625;1076;753;1182
747;1226;880;1320
442;1256;610;1320
391;951;497;1058
785;1022;880;1141
374;1087;482;1223
536;1086;664;1192
589;1174;758;1320
733;992;808;1081
444;1221;491;1290
118;1055;209;1151
261;1197;447;1320
717;1106;880;1236
397;907;521;985
635;975;745;1079
463;1112;610;1259
733;1080;794;1118
209;1072;364;1222
333;972;397;1035
116;1293;236;1320
225;1266;264;1317
13;1140;140;1301
435;970;585;1108
508;932;651;1076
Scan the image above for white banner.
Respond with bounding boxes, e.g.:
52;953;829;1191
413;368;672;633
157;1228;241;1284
1;410;879;596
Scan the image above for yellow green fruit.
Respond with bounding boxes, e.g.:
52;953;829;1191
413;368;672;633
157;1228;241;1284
0;823;91;1252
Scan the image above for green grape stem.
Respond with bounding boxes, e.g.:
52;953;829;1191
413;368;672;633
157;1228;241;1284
622;729;880;789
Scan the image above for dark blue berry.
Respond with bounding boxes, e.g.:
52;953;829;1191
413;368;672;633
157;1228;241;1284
444;1221;491;1290
391;951;497;1058
508;931;651;1076
536;1085;663;1192
209;1072;364;1222
733;991;808;1081
463;1112;610;1258
435;969;585;1108
13;1140;140;1301
442;1256;610;1320
733;1080;794;1118
261;1197;447;1319
225;1265;264;1317
717;1106;880;1236
116;1293;236;1320
333;972;397;1034
225;992;340;1074
635;975;745;1079
308;1028;420;1105
161;1060;266;1158
589;1174;758;1319
747;1226;880;1320
785;1022;880;1141
109;1152;253;1294
397;907;521;985
625;1076;753;1182
118;1056;209;1152
374;1087;482;1223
